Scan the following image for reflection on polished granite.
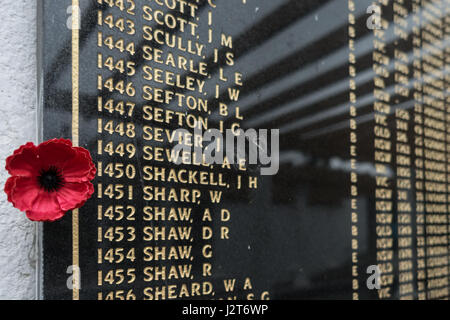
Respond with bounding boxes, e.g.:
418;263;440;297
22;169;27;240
39;0;450;300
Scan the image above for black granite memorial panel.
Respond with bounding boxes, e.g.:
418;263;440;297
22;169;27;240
38;0;450;300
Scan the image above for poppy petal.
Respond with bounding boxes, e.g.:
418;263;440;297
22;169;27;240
10;177;41;212
54;138;73;147
4;176;18;203
63;147;96;182
56;182;94;212
26;190;64;222
26;208;65;222
75;147;97;179
12;142;36;155
5;142;39;177
37;139;76;169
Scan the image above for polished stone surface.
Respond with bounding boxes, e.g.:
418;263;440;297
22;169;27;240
39;0;450;300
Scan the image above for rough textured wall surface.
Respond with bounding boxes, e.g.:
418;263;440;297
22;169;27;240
0;0;37;300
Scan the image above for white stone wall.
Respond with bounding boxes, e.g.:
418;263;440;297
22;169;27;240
0;0;37;300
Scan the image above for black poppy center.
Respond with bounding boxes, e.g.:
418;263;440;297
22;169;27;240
38;166;64;192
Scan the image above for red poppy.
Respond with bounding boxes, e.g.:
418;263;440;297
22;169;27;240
4;139;96;222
